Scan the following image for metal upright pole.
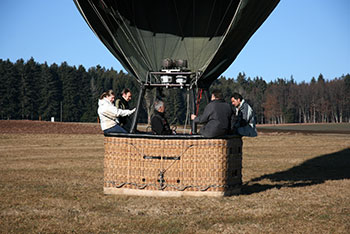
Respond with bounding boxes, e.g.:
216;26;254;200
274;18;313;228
129;84;145;133
190;88;197;134
203;88;210;104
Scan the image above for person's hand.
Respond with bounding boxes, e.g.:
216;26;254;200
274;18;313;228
191;114;196;120
130;108;136;114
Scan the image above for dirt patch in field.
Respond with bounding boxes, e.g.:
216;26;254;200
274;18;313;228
0;120;102;134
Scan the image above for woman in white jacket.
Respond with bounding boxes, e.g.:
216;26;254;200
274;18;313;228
98;90;136;133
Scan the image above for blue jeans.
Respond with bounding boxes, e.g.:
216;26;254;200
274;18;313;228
104;124;127;134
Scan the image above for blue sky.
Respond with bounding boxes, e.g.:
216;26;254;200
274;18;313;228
0;0;349;83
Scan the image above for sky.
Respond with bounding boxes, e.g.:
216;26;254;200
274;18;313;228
0;0;349;84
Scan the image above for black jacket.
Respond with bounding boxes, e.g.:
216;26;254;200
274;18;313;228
151;110;172;135
194;99;233;138
115;97;131;130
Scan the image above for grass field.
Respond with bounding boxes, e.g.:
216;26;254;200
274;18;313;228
0;122;350;233
257;122;350;134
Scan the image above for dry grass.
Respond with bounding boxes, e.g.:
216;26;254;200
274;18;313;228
0;132;349;233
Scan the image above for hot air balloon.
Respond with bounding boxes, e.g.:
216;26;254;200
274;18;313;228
74;0;279;133
74;0;281;196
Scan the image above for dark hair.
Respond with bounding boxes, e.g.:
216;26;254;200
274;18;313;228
99;90;115;99
231;92;243;100
121;88;131;95
211;89;223;100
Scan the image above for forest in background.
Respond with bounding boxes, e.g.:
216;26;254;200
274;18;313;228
1;58;349;124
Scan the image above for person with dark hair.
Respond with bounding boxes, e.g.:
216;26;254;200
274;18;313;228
115;88;133;131
98;90;135;134
191;89;233;138
231;92;257;137
151;100;173;135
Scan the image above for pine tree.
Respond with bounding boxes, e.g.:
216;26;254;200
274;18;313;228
39;63;61;121
0;59;21;119
59;63;81;122
77;65;96;122
20;58;41;119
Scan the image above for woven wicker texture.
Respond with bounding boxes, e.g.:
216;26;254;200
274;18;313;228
104;136;242;195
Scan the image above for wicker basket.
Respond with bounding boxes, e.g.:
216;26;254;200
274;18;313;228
104;135;242;197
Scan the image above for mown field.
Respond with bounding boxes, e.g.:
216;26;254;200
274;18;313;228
0;121;349;233
257;122;350;134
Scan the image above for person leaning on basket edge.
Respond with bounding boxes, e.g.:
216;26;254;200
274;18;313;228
191;89;233;138
98;90;135;134
230;92;257;137
115;88;133;132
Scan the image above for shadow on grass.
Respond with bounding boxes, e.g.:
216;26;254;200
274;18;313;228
241;148;350;195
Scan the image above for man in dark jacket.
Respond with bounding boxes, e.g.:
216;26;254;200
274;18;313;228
191;90;233;138
115;88;132;131
151;100;173;135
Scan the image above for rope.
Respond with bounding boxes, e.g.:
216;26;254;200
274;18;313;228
162;144;194;173
109;141;195;190
106;180;240;192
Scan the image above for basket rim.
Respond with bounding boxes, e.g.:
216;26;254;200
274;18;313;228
104;132;241;140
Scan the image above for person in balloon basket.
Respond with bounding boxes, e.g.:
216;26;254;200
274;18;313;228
115;88;133;132
151;100;173;135
98;90;135;134
191;89;233;138
230;92;257;137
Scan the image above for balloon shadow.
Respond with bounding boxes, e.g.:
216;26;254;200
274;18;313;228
241;148;350;195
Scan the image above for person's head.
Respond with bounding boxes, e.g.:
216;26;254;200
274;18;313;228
121;88;132;102
231;92;243;107
154;100;165;113
100;90;115;103
211;89;223;101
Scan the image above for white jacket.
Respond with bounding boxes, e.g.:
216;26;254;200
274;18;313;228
97;98;135;131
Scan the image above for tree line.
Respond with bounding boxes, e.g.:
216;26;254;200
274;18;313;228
1;58;349;124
